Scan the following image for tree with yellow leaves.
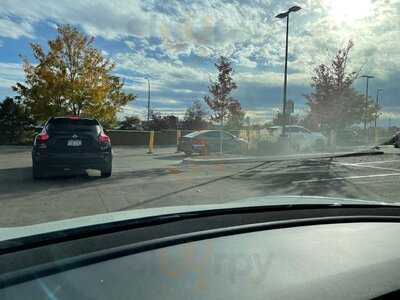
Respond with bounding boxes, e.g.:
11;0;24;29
13;24;135;127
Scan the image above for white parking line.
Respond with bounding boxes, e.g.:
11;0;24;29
294;173;400;184
334;162;400;172
341;159;400;166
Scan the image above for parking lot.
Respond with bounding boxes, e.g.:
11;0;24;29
1;145;400;227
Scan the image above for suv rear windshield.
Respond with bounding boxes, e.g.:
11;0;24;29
47;118;101;134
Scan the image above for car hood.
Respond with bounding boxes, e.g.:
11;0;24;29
0;195;397;242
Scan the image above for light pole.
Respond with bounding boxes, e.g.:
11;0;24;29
276;5;301;138
361;75;374;131
375;88;383;129
146;77;151;122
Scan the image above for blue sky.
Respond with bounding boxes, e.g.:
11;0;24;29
1;0;400;125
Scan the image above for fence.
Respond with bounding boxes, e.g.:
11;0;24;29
105;130;194;146
4;128;394;150
106;129;265;147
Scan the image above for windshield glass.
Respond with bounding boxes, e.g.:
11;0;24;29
47;119;101;134
184;131;201;138
0;0;399;228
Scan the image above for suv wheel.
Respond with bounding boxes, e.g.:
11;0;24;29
101;162;112;178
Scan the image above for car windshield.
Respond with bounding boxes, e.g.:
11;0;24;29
184;131;201;138
0;0;399;229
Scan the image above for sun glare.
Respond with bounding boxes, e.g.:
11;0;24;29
324;0;374;23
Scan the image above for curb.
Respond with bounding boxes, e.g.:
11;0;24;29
182;150;384;165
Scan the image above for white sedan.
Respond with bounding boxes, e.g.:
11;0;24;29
269;125;327;151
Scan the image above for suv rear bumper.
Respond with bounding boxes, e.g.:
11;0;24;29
32;151;112;170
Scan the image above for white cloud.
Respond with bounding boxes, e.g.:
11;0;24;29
0;62;24;89
236;71;309;87
192;46;213;58
381;111;400;119
135;97;181;105
118;105;147;120
124;40;136;49
1;0;154;39
377;108;400;127
0;1;277;57
114;51;209;91
1;0;400;114
288;0;400;81
2;0;399;82
118;104;187;120
0;18;34;39
113;47;311;115
237;55;257;69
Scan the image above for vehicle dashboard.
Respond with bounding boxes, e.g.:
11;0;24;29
1;206;400;300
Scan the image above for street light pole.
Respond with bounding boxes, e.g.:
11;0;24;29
276;5;301;138
361;75;374;131
282;13;289;137
146;77;151;122
365;77;369;130
375;88;383;129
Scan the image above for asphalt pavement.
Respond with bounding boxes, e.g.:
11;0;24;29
1;145;400;227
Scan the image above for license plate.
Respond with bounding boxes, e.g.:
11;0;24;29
67;140;82;147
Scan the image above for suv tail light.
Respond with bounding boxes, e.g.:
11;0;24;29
98;132;110;143
36;132;49;142
193;139;207;145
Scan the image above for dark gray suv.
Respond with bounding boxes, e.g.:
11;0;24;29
32;116;112;179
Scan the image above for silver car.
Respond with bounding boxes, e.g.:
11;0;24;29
178;130;248;155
